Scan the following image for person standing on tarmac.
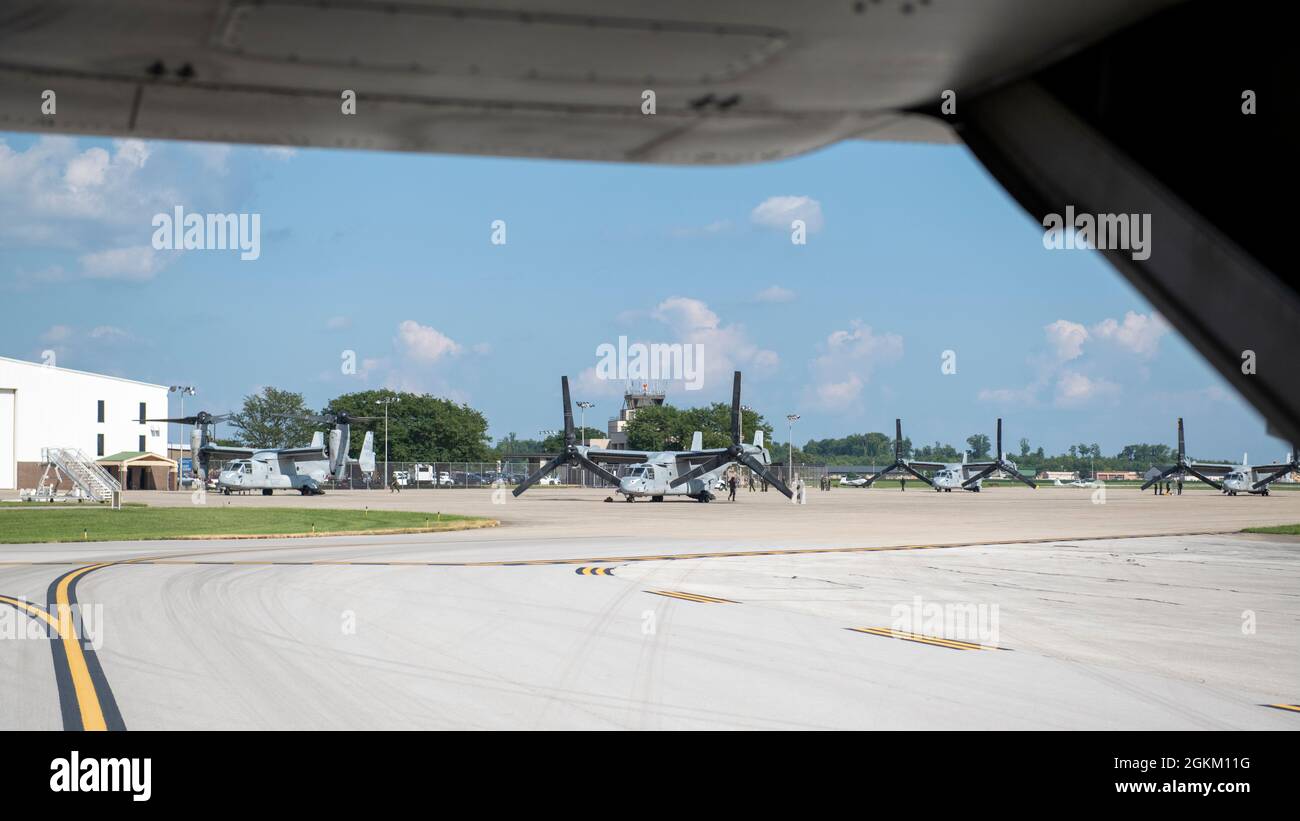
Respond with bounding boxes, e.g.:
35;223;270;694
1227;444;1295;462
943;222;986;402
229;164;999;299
728;473;738;501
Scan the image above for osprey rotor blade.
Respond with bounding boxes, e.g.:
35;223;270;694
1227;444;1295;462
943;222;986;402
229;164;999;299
1139;464;1180;490
730;371;742;444
512;454;566;497
561;376;575;447
1001;461;1037;488
1184;465;1223;490
741;453;793;498
961;463;998;488
669;453;731;488
1251;467;1292;491
900;461;936;488
574;453;621;486
895;419;903;461
863;461;899;487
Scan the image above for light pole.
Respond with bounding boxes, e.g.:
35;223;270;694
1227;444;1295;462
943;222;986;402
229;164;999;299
576;401;593;486
374;395;400;488
168;385;196;471
786;414;800;484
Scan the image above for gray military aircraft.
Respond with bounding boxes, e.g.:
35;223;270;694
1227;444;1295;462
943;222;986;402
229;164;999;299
513;371;792;502
1142;418;1299;496
148;411;375;495
1140;418;1227;493
864;418;1037;492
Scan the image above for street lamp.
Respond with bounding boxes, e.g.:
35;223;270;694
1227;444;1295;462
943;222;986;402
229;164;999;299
785;414;801;483
374;395;400;488
576;401;594;487
168;385;196;465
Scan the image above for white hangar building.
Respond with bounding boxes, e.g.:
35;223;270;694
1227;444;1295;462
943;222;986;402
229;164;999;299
0;356;171;490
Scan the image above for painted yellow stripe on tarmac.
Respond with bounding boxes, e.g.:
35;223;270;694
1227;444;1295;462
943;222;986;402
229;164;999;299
1265;703;1300;713
53;564;111;731
848;626;1001;651
0;594;58;630
646;589;738;604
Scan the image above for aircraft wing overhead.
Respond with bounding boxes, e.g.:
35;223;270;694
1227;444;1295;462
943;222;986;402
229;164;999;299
906;461;947;471
200;445;255;461
580;448;656;465
1250;462;1292;474
1188;462;1234;476
0;0;1167;164
268;446;330;461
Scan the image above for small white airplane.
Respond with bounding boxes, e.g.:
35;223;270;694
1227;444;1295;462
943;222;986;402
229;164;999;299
1053;477;1101;488
837;475;869;488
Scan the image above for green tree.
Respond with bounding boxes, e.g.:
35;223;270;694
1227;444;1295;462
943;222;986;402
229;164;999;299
966;433;992;459
230;387;315;448
325;389;490;461
540;427;605;452
625;403;773;452
1019;437;1031;458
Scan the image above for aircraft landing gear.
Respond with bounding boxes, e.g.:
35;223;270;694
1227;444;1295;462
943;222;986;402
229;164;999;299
625;495;634;502
262;489;273;496
695;491;714;503
651;495;664;502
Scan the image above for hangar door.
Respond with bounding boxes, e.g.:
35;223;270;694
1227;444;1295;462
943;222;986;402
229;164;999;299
0;390;13;489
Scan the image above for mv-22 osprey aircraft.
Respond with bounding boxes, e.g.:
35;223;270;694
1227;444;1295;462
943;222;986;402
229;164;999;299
863;418;1037;492
1141;418;1299;496
513;372;792;502
148;411;375;495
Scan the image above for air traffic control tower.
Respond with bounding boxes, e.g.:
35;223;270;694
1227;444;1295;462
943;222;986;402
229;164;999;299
605;382;666;450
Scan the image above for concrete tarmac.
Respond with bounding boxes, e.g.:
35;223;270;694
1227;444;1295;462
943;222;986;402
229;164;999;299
1;486;1297;729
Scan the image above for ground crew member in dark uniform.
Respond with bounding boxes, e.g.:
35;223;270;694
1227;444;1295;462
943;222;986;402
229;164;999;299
728;474;738;501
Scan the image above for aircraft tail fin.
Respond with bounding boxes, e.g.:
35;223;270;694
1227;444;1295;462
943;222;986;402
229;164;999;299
753;430;764;448
690;431;703;451
359;431;376;473
310;431;324;449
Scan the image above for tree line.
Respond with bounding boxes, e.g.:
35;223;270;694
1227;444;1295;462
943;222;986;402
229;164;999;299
221;387;1203;472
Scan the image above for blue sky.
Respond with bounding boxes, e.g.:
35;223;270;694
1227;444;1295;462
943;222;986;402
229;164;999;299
0;131;1281;462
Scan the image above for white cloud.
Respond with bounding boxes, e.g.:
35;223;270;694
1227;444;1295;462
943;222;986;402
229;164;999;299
805;320;904;411
982;312;1164;408
88;325;130;341
1044;319;1088;362
188;143;233;175
64;147;111;189
751;195;824;233
79;245;170;281
1091;311;1168;359
753;285;795;304
1054;370;1120;407
395;320;462;362
40;325;74;343
651;296;780;385
325;316;352;331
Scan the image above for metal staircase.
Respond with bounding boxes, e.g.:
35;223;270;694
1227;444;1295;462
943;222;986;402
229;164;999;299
32;447;121;505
